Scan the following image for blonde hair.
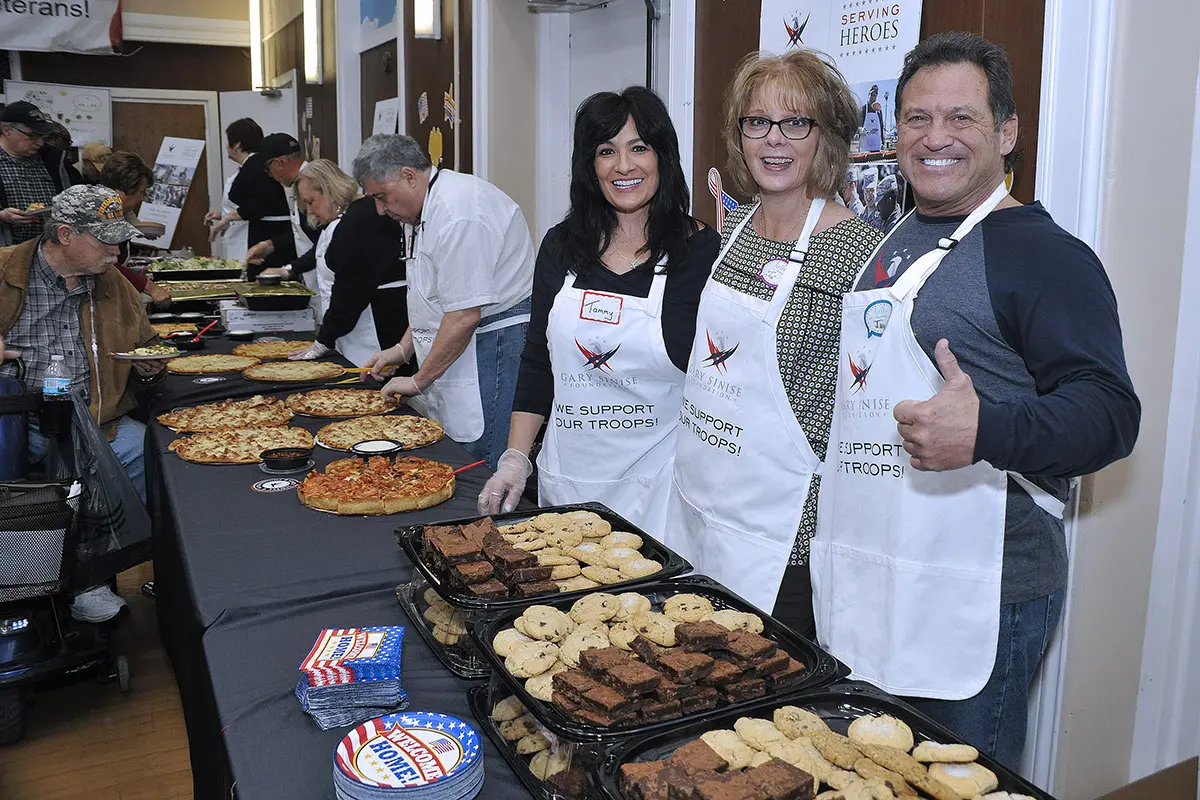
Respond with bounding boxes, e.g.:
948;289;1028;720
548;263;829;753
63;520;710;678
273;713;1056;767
296;159;359;228
723;49;859;199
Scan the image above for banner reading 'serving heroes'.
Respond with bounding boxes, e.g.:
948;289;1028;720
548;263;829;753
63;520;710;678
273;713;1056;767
0;0;122;55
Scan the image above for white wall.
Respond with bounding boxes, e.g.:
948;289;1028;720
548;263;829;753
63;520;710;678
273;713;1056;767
567;0;649;113
486;0;539;229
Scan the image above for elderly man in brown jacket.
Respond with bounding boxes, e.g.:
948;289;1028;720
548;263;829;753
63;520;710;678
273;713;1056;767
0;185;163;622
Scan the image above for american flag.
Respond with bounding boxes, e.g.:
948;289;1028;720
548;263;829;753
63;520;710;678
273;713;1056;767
431;737;456;755
708;167;738;231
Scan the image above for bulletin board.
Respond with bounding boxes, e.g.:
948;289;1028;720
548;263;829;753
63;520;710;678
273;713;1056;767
3;79;113;146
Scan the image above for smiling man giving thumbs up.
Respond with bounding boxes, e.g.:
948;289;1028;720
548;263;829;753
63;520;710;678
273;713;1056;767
808;33;1141;769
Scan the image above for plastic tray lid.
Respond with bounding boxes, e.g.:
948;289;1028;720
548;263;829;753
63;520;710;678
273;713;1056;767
334;712;483;790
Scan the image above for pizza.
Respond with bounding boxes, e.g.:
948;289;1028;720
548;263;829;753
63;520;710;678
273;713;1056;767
242;362;346;382
157;395;294;432
168;354;261;374
298;456;455;515
285;388;399;418
151;322;197;337
316;415;445;451
232;340;316;360
168;426;314;464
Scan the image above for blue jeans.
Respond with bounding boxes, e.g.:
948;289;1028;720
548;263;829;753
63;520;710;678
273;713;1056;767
908;587;1067;770
462;302;530;471
29;415;147;504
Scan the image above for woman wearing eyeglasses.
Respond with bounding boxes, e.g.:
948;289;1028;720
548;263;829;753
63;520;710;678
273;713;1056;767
664;50;882;637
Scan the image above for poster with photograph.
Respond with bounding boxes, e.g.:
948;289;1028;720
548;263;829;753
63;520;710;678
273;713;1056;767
3;80;112;146
842;164;907;235
133;137;205;249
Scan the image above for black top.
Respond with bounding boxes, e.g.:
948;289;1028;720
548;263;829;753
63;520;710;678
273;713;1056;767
317;196;409;350
513;222;721;417
226;152;293;269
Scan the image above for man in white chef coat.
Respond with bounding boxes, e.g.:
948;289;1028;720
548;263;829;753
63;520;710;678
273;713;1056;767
353;135;533;470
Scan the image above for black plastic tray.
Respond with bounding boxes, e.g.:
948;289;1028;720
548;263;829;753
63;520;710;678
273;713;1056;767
395;502;692;611
594;681;1057;800
150;267;243;281
237;291;313;311
394;580;491;681
470;575;848;743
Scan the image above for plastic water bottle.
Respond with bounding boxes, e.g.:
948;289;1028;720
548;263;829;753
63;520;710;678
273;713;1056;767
42;355;70;398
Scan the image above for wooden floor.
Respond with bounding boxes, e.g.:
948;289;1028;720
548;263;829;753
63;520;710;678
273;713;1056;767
0;563;194;799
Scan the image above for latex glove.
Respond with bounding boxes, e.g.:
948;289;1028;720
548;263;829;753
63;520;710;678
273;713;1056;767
245;240;273;265
477;449;533;514
289;341;330;360
208;217;230;242
364;345;406;381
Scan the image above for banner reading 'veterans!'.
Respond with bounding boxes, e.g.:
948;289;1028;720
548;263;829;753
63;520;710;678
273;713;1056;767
0;0;122;55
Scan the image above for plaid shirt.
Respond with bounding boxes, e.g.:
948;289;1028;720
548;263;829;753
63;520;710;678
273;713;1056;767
0;243;94;398
0;147;55;244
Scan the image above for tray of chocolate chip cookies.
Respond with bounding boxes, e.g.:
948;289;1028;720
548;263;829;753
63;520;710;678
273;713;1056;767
598;681;1055;800
394;503;692;610
468;575;848;743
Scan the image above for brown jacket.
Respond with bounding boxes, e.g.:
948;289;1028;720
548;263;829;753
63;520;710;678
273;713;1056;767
0;238;158;437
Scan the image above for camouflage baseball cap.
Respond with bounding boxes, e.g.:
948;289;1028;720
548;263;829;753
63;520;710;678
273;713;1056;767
49;185;142;244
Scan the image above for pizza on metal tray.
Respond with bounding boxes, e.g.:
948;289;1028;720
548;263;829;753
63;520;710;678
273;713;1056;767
297;456;455;515
242;361;346;382
168;426;314;465
167;354;260;374
157;395;294;432
232;340;316;360
316;415;445;451
285;388;399;418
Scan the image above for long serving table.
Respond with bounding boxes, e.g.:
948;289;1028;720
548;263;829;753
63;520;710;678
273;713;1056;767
144;339;530;799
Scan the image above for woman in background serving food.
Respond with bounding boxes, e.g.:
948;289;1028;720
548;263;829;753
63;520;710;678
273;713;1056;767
277;159;409;366
663;51;882;635
478;86;719;537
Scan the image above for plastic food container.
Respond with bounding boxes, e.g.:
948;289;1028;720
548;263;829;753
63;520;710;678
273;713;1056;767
395;576;493;680
260;446;314;471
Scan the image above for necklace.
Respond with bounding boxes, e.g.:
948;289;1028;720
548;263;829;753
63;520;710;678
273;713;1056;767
606;241;645;273
754;199;812;243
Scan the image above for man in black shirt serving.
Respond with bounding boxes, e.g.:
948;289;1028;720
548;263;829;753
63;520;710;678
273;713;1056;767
810;32;1140;768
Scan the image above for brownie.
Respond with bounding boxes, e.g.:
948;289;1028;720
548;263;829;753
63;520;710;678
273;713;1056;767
679;686;719;714
703;659;745;686
753;652;791;677
497;563;553;583
603;660;662;695
466;578;509;599
630;635;668;665
743;759;815;800
640;697;682;723
547;766;589;800
694;772;769;800
674;682;707;699
667;739;729;775
665;774;705;800
620;760;668;797
554;669;602;704
654;677;681;701
570;706;616;726
551;691;580;714
583;684;632;714
725;631;777;664
657;650;715;684
579;646;632;673
513;580;559;597
675;621;730;652
720;677;767;702
452;560;495;585
631;765;694;800
487;546;537;570
459;518;499;546
425;529;482;564
766;658;806;688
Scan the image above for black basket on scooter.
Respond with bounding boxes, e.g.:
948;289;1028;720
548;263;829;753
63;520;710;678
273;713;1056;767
0;481;80;603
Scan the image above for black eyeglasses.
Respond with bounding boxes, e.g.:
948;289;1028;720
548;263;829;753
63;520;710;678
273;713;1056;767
738;116;818;141
9;126;46;143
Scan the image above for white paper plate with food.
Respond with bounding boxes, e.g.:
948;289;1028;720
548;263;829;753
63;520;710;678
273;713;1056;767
111;346;182;360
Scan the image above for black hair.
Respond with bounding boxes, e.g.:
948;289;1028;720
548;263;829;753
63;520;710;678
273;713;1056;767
556;86;693;276
226;117;264;153
896;31;1020;171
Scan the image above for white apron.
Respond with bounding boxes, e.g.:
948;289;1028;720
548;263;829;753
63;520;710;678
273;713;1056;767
664;199;826;610
811;182;1064;700
538;266;682;537
861;108;884;152
263;185;316;292
215;168;249;262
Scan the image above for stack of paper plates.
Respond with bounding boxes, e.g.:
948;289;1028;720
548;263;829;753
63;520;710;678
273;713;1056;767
333;713;484;800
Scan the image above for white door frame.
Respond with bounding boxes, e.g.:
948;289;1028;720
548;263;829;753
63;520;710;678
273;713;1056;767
108;88;223;219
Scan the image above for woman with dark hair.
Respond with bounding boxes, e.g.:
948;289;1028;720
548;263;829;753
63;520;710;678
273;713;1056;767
478;86;720;537
206;117;287;263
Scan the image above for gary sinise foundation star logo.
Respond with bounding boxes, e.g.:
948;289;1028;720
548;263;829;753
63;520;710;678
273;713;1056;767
576;339;620;372
784;11;811;47
848;351;871;393
702;330;739;374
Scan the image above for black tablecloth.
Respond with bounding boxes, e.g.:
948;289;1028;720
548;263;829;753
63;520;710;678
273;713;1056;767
204;587;528;800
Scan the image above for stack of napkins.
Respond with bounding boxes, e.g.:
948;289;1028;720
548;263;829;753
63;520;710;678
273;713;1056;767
333;712;484;800
296;626;409;730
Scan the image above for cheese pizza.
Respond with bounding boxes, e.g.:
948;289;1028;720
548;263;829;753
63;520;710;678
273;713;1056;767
242;362;346;382
151;322;197;337
168;354;261;374
168;426;314;464
315;415;444;451
285;388;399;418
298;456;455;515
157;395;294;432
232;340;315;360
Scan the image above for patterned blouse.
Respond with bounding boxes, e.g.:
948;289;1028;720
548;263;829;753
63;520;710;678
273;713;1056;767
714;201;882;565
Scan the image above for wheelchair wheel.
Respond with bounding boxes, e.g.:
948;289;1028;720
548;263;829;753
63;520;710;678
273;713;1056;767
116;655;131;694
0;687;24;745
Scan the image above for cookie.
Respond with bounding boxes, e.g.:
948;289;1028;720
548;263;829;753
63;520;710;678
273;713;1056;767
608;621;639;650
499;713;540;741
529;748;570;780
432;626;462;645
513;538;548;551
927;763;998;798
855;758;917;797
543;529;584;548
663;593;715;623
536;551;578;567
864;777;899;800
908;774;961;800
498;522;528;534
602;546;641;569
568;542;609;566
775;706;832;738
810;729;863;769
911;741;979;764
817;778;874;800
581;565;625;585
525;671;557;702
559;627;613;668
493;627;535;657
848;715;915;752
563;511;612;538
491;695;524;722
520;606;575;642
600;531;643;549
618;558;662;579
612;592;653;622
632;611;678;646
706;609;765;634
422;587;444;606
513;616;532;638
551;564;582;579
531;513;566;531
557;576;600;592
856;744;927;784
734;717;788;751
517;730;551;754
699;729;756;770
506;641;561;678
569;592;621;623
748;750;773;768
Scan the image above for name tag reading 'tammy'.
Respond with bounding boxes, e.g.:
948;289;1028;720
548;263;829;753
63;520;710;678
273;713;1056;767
579;291;623;325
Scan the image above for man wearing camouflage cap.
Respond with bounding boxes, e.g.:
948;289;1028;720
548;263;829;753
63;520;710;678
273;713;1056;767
0;185;165;622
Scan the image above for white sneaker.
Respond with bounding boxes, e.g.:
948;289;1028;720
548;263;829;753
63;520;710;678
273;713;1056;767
70;585;129;623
